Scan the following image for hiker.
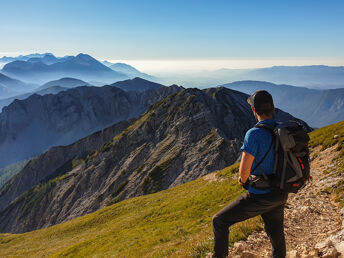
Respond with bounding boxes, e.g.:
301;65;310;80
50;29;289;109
211;90;289;258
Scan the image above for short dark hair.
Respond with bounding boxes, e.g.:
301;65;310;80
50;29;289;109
247;90;274;117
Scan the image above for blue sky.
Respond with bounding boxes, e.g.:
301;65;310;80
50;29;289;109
1;0;343;70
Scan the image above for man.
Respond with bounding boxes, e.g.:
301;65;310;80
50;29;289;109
211;90;289;258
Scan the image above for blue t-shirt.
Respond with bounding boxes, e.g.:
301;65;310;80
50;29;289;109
240;119;277;194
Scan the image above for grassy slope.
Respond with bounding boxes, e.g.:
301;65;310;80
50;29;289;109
2;120;342;257
0;164;262;258
309;120;344;207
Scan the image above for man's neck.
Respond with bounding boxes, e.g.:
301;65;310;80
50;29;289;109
257;116;273;122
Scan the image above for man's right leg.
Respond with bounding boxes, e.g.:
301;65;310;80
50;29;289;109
261;204;286;258
212;193;268;258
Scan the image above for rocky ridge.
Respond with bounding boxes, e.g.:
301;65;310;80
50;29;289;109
0;119;134;212
0;81;182;167
0;87;309;233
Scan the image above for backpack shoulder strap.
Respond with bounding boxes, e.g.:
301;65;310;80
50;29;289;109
250;123;275;179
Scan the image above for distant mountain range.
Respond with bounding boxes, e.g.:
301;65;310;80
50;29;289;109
237;65;344;88
108;62;155;80
0;77;89;110
0;72;38;98
0;86;310;233
111;77;164;92
158;65;344;89
0;53;55;63
0;79;182;167
1;53;128;84
0;86;68;111
222;80;344;127
37;77;90;90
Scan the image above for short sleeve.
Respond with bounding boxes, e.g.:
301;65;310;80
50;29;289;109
240;129;258;158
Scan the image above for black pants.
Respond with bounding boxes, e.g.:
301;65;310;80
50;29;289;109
212;190;288;258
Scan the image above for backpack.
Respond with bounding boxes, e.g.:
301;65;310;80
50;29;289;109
248;120;311;193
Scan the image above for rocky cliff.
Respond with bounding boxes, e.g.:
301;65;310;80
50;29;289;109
0;119;133;212
0;81;182;167
0;87;310;233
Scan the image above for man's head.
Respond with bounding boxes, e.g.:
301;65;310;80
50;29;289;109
247;90;274;119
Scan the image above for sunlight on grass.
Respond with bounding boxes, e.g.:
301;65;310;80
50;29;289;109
0;163;262;257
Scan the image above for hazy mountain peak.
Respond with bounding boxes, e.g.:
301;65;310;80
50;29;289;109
111;77;164;92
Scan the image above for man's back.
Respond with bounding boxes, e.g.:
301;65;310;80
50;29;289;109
241;119;276;194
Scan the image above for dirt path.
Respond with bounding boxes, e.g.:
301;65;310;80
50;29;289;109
224;145;344;258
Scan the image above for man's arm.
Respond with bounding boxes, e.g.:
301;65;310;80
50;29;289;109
238;151;255;185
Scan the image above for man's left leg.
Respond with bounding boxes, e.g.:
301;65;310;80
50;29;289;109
212;193;273;258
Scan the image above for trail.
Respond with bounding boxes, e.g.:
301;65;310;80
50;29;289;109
213;145;344;258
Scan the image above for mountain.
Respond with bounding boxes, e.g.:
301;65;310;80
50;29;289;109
0;120;343;256
0;72;38;98
0;86;310;233
0;83;13;98
111;77;163;92
0;119;134;213
213;66;344;89
0;80;183;167
244;65;344;89
0;53;54;63
102;60;114;67
37;77;90;90
157;65;344;89
0;85;68;111
109;63;154;80
222;80;344;128
1;53;129;84
27;53;62;65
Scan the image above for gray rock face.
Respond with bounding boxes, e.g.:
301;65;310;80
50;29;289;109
0;119;133;213
0;83;183;167
0;85;68;111
0;87;310;233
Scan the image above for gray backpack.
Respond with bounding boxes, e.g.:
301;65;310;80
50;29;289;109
248;121;311;193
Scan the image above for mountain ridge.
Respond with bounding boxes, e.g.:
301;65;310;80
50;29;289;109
0;79;183;167
1;53;128;84
0;86;310;233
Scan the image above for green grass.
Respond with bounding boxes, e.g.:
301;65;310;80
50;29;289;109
0;163;262;257
309;120;344;207
309;120;344;152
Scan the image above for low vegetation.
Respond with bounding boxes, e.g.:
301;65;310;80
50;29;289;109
309;120;344;207
0;163;262;257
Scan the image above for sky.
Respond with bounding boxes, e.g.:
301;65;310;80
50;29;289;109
1;0;344;72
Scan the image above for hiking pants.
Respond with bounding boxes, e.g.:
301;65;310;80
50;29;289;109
212;190;289;258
